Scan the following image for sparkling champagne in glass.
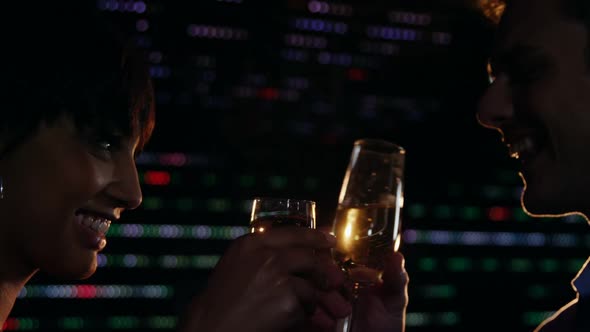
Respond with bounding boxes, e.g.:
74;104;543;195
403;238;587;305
332;139;405;331
250;197;316;233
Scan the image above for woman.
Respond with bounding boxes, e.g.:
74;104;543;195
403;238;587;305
0;3;407;331
0;3;156;323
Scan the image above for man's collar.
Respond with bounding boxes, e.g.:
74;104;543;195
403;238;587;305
573;257;590;298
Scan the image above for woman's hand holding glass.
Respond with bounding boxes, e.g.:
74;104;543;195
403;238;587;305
179;198;352;332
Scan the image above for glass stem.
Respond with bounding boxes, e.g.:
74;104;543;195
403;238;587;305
338;282;361;332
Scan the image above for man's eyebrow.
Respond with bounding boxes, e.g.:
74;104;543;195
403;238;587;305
489;44;546;72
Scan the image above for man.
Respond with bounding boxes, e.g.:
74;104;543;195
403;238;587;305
477;0;590;330
187;0;590;330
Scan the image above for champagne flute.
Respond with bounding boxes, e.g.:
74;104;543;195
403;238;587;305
332;139;405;332
250;197;316;233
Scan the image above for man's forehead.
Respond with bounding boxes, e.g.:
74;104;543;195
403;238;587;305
499;0;559;35
493;0;565;53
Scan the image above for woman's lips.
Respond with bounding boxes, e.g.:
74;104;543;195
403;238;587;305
74;213;111;250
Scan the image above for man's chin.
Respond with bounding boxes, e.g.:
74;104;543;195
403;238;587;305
520;189;578;219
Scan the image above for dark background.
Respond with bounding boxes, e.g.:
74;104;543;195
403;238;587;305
7;1;590;331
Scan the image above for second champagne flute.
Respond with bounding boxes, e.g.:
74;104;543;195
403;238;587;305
332;138;405;332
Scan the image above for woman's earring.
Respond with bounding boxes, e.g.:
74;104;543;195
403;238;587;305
0;176;4;199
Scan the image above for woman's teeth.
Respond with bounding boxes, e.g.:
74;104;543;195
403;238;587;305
509;137;535;159
79;215;111;234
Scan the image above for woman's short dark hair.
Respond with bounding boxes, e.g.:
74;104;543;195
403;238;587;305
1;2;155;157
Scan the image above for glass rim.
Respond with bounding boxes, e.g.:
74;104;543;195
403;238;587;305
354;138;405;154
252;197;316;205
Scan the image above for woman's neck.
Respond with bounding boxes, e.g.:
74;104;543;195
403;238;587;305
0;283;23;325
0;256;37;326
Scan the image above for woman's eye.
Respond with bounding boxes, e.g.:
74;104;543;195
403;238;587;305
79;127;124;159
89;135;121;158
97;141;113;151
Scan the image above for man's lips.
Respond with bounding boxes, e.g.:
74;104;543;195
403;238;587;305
501;126;548;162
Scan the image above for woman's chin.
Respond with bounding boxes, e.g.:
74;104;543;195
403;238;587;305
39;254;98;280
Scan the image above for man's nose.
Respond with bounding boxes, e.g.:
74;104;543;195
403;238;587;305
477;75;514;130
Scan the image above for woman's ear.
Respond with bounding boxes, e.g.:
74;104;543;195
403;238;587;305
0;134;7;158
0;131;13;158
0;123;41;158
